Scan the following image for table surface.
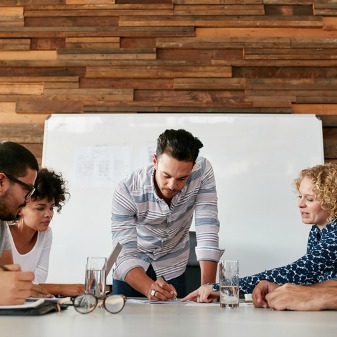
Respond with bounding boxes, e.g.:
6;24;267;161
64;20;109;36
0;300;336;337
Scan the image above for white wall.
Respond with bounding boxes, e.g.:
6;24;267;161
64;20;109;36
42;114;324;283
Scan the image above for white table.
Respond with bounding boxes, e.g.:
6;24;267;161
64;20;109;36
0;301;335;337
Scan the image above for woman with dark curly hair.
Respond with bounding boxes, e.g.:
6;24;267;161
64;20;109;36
8;168;84;297
183;163;337;303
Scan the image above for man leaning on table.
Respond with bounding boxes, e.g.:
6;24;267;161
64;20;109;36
0;141;39;305
111;129;223;300
252;279;337;311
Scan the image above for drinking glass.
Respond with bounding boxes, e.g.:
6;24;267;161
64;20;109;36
219;260;239;309
85;257;107;299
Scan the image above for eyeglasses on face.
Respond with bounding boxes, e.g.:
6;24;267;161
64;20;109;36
60;293;126;314
4;173;36;199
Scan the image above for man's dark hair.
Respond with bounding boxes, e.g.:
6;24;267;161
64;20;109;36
0;141;39;177
32;168;69;213
156;129;203;163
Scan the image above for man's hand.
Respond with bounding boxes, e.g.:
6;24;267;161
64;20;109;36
125;267;177;301
148;278;177;301
252;280;279;308
0;264;34;305
181;284;219;303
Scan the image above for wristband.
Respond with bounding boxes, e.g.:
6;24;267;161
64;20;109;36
206;283;220;292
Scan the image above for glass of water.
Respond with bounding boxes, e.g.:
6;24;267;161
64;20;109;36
219;260;239;309
85;257;107;299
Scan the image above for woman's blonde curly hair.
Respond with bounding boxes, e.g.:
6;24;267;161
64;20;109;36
294;163;337;224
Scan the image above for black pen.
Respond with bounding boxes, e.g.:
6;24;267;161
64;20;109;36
159;275;177;299
160;275;167;283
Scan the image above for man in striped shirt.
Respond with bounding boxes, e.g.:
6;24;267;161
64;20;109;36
111;129;223;300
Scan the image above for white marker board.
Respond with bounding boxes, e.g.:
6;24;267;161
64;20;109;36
42;114;324;283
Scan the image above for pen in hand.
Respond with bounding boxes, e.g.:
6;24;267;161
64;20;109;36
159;275;177;300
160;275;167;283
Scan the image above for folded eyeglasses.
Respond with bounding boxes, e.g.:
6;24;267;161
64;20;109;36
58;293;126;314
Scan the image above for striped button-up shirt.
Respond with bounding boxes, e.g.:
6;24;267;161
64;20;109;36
111;157;223;281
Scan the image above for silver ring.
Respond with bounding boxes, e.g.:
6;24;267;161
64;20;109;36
150;289;156;297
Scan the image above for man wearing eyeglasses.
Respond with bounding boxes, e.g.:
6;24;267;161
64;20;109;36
0;141;39;305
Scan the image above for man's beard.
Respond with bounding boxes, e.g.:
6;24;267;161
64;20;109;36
0;207;17;221
0;193;24;221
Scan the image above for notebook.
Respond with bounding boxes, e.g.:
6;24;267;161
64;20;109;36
0;299;61;316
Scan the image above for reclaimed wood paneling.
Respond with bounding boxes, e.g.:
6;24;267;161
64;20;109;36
0;0;336;164
0;82;43;95
323;128;337;159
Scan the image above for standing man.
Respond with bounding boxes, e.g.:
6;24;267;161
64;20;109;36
111;129;223;300
0;141;39;305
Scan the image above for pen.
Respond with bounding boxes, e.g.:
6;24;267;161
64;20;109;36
159;276;177;300
160;275;167;283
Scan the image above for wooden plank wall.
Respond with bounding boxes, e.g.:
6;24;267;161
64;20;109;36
0;0;337;164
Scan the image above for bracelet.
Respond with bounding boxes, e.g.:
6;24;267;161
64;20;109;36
205;283;220;292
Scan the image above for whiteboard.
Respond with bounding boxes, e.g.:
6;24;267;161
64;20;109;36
42;114;324;284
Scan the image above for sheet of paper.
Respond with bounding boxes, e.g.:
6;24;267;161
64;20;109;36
184;301;220;307
126;298;252;307
127;298;183;304
73;146;133;188
126;298;218;305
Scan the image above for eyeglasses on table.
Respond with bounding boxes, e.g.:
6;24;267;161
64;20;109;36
59;293;126;314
